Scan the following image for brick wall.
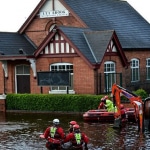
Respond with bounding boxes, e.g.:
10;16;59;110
74;57;95;94
25;16;84;46
30;56;95;94
123;50;150;92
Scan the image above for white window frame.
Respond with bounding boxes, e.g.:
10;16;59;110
146;58;150;80
131;58;140;82
104;61;116;91
49;24;56;31
49;63;75;94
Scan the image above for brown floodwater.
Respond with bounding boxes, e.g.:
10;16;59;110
0;112;150;150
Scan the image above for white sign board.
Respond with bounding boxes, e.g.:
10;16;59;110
40;10;69;18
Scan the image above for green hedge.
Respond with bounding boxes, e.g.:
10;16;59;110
6;94;103;112
6;88;147;112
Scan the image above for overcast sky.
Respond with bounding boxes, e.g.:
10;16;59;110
0;0;149;32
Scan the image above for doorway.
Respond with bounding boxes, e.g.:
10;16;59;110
15;65;30;93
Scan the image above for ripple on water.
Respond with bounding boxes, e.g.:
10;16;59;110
0;122;29;132
0;113;150;149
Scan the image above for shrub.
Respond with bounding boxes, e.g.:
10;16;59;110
6;94;103;112
133;89;148;100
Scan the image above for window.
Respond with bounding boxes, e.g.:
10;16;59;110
104;61;116;91
131;59;139;82
49;24;56;31
146;58;150;80
16;65;30;75
49;63;75;94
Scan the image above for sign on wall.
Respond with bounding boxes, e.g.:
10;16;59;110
37;71;70;86
40;10;69;18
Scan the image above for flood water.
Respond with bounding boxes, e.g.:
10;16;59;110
0;112;150;150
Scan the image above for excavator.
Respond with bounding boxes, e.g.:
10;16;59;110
111;83;150;132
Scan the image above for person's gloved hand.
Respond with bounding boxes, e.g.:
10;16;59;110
104;105;107;109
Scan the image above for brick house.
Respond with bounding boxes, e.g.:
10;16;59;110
0;0;150;94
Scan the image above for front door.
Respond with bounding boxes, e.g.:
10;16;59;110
16;65;30;93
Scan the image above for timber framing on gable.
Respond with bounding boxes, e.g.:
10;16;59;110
105;31;129;67
34;28;77;58
34;27;96;69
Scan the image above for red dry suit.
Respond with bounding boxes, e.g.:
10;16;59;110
120;104;128;122
98;101;105;109
44;125;65;150
64;131;89;150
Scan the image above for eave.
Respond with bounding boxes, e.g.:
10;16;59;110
0;55;35;61
112;31;129;67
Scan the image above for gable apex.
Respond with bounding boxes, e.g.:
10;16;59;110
34;29;76;57
18;0;70;33
39;0;69;18
84;30;129;67
83;30;115;63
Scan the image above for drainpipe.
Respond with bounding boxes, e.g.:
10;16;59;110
2;61;8;94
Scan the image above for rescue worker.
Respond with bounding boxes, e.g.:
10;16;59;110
43;118;65;150
63;124;89;150
62;121;78;149
99;95;117;112
98;96;106;109
120;104;128;122
68;121;77;133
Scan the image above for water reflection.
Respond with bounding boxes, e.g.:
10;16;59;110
0;112;6;122
83;122;150;150
0;112;150;150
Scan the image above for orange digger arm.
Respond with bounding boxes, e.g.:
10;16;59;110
111;83;144;131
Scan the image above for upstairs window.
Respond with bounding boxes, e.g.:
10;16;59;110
131;59;139;82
